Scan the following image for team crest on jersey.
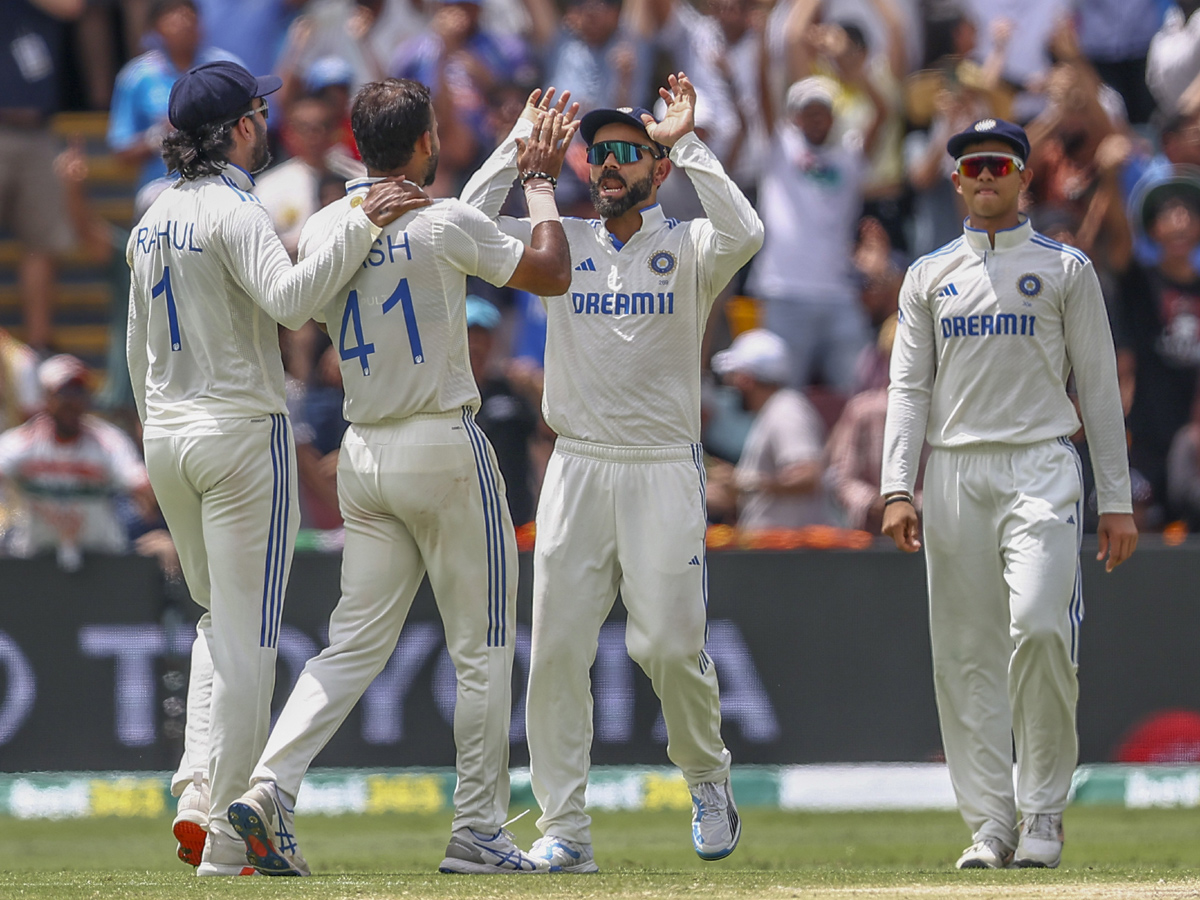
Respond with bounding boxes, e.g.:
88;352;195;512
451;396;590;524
1017;273;1043;297
649;250;676;275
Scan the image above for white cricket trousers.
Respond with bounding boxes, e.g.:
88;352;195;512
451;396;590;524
923;437;1084;850
144;414;298;846
252;410;518;833
527;439;731;845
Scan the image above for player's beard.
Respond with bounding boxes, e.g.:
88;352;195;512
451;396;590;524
249;117;272;174
422;151;439;187
590;170;653;219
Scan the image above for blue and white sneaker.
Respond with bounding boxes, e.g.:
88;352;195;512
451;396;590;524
227;781;310;876
690;778;741;861
439;827;550;874
530;835;599;873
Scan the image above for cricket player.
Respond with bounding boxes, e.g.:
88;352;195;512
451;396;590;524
881;118;1138;870
126;60;425;876
461;74;763;870
225;79;575;876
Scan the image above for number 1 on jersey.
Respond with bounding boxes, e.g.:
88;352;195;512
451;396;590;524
382;277;425;365
151;266;182;351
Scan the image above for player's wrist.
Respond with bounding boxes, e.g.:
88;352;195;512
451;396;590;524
883;492;914;507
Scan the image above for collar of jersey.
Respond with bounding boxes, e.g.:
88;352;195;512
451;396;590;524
962;215;1032;254
605;203;666;250
220;163;256;190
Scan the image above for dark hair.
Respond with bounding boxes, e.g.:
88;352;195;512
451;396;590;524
836;21;869;51
149;0;197;25
351;79;432;173
161;118;239;180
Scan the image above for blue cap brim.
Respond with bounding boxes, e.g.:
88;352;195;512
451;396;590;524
580;107;667;156
255;75;283;99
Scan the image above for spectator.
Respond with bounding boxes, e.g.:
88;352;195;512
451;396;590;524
1;0;84;353
193;0;301;80
75;0;152;109
1075;0;1166;124
1147;0;1200;115
0;355;155;570
254;95;364;260
274;0;392;108
963;0;1072;119
304;56;362;160
1166;393;1200;527
790;0;910;251
107;0;239;189
389;0;535;188
1119;174;1200;520
466;296;538;526
1128;109;1200;268
747;70;881;394
711;329;832;529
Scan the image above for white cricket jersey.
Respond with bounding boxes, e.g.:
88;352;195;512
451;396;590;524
882;217;1133;513
461;125;764;447
300;185;525;424
126;162;382;433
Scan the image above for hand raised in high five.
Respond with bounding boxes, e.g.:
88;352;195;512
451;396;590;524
643;72;696;150
516;108;581;182
521;86;580;128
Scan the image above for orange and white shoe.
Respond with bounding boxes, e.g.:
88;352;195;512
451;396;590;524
172;775;208;867
196;832;257;876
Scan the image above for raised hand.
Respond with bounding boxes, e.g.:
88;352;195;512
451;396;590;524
361;178;432;227
516;108;581;182
645;72;695;149
521;87;579;127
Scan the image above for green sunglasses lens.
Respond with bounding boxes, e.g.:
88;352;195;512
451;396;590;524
587;141;644;165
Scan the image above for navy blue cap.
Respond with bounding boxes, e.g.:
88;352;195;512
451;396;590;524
947;118;1031;162
168;60;282;132
579;107;667;157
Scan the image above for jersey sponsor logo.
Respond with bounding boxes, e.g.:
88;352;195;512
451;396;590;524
648;250;676;275
574;258;597;271
570;291;674;316
133;220;204;255
1017;273;1043;297
940;313;1036;338
934;283;959;299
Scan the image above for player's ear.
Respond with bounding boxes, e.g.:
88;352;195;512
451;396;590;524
951;171;962;197
418;129;432;156
653;157;672;187
1019;163;1034;190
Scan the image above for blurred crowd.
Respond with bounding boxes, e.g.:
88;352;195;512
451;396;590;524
7;0;1200;567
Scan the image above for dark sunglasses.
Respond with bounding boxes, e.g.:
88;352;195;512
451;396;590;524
586;140;659;165
956;152;1023;179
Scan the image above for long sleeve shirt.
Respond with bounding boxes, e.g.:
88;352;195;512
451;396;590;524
460;120;764;447
126;162;381;433
881;217;1132;514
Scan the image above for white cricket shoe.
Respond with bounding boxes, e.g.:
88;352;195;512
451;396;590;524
1014;813;1063;868
196;832;257;876
529;835;599;873
172;775;208;867
956;837;1014;869
439;827;550;873
227;781;310;876
690;778;741;861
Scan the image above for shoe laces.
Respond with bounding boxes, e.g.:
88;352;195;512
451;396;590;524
692;782;728;823
1024;813;1061;840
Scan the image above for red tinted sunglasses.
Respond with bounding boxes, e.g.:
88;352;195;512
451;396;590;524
956;152;1024;179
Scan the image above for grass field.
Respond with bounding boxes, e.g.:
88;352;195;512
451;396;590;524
2;807;1199;899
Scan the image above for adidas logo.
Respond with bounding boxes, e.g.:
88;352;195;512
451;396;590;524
575;258;597;271
935;283;959;299
688;556;701;566
1066;514;1075;525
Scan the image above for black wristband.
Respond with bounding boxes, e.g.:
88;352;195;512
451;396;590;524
884;495;913;507
520;171;557;187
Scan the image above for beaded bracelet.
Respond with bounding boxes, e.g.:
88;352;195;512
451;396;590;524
520;171;557;187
